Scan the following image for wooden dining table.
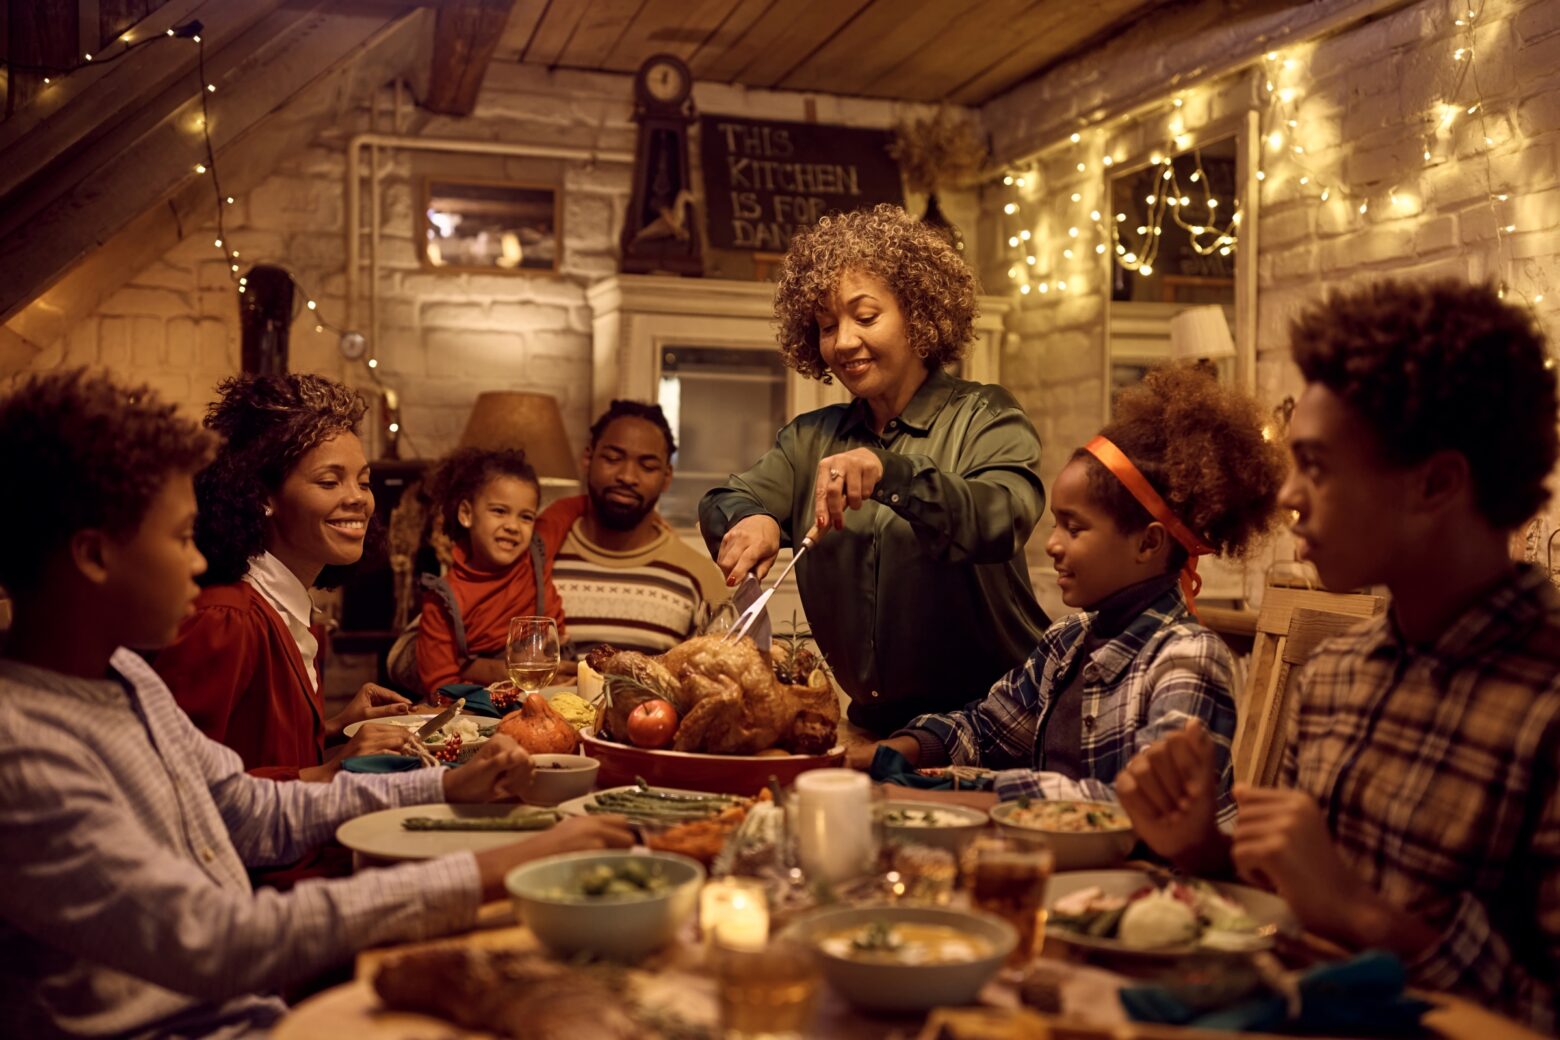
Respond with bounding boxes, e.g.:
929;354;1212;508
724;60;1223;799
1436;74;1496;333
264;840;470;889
273;895;1547;1040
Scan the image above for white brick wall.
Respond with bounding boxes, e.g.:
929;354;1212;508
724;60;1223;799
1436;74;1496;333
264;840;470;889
979;0;1560;598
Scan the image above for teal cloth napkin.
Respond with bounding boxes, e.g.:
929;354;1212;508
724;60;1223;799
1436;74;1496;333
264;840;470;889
436;683;511;719
867;745;994;790
341;754;424;774
1119;951;1433;1034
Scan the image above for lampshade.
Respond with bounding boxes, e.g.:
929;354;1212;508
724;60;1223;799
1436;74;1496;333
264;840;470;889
457;392;577;485
1169;305;1236;360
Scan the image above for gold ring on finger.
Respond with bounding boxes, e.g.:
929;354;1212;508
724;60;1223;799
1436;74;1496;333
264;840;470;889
828;468;842;480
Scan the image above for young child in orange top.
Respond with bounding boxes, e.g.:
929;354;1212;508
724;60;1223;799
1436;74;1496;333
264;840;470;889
412;448;568;697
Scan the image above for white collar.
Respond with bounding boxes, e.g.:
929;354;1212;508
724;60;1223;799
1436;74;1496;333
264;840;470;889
242;551;314;630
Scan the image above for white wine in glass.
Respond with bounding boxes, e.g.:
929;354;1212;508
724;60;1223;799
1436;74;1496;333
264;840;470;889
506;616;560;692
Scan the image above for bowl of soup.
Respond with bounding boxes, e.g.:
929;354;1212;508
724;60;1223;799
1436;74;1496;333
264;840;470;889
989;799;1136;870
780;905;1016;1012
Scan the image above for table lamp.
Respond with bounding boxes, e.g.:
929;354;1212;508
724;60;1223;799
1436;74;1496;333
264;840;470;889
457;391;578;487
1169;305;1236;362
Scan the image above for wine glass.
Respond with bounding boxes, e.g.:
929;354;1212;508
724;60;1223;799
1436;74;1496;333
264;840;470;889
506;616;560;693
696;598;739;637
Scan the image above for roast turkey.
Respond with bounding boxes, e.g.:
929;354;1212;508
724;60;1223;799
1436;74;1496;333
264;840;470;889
592;635;839;755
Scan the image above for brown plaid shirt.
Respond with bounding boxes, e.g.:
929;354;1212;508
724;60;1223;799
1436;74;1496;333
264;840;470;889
1284;565;1560;1032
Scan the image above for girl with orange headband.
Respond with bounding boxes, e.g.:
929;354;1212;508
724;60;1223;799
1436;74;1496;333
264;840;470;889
849;363;1285;815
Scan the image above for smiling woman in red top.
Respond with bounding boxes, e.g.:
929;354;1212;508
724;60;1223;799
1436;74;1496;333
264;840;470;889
155;374;415;783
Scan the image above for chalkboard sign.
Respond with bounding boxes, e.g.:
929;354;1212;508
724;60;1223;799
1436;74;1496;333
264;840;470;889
699;115;904;252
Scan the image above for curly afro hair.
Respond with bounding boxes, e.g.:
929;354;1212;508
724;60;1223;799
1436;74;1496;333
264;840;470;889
772;203;979;382
195;373;368;586
1290;279;1556;530
0;369;215;596
1072;363;1288;565
426;447;539;544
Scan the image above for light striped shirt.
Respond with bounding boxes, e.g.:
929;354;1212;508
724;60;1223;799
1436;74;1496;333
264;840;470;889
903;586;1237;817
0;649;481;1040
553;523;729;656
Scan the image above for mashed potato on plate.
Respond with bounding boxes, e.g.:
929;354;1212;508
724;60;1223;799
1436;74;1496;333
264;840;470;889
1117;890;1199;948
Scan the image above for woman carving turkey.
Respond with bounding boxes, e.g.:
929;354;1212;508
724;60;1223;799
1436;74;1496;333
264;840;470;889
700;205;1051;735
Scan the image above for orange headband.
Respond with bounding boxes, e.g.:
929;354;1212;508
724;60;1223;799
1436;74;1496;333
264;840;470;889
1084;435;1214;614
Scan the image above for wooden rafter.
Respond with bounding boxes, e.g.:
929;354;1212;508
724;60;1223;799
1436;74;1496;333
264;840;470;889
422;0;517;116
4;0;81;118
0;3;431;335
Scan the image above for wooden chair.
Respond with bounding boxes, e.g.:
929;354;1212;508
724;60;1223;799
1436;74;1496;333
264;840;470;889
1231;584;1386;787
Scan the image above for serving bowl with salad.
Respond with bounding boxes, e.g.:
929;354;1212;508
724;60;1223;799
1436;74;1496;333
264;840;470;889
877;801;989;853
989;798;1136;870
505;850;704;961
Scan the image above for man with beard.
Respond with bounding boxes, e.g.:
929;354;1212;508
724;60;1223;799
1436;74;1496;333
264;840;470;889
536;401;728;657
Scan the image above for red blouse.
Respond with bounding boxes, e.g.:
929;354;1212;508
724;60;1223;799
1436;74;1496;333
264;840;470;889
154;582;325;781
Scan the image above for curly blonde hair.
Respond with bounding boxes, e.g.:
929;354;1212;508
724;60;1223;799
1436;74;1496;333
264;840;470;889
1073;363;1287;561
772;204;979;382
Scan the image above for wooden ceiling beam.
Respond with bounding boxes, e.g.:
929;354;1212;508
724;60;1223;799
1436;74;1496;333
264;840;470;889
0;3;428;327
423;0;520;115
2;6;433;370
0;0;287;201
99;1;166;47
3;0;82;118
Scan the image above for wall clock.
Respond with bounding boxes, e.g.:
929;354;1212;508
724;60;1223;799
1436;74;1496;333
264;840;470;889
621;53;702;276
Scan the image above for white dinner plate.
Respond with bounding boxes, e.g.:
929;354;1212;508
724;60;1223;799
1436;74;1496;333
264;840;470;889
335;804;554;863
1045;869;1296;961
340;713;494;739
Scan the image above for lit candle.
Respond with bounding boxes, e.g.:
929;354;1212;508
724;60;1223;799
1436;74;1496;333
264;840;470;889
700;878;769;950
794;769;874;884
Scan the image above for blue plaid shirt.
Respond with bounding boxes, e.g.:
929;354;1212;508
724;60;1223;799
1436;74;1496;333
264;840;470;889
903;586;1237;819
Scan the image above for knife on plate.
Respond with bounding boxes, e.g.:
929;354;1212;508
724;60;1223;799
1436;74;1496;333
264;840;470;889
414;697;466;741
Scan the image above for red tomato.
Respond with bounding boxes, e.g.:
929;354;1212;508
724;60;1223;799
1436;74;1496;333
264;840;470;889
627;699;679;749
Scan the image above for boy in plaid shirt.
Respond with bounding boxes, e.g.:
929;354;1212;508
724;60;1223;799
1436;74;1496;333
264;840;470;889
1121;281;1560;1031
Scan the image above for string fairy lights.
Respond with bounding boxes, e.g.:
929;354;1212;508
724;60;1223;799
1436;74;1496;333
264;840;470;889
994;0;1549;316
4;18;407;441
1109;148;1242;276
995;111;1243;297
